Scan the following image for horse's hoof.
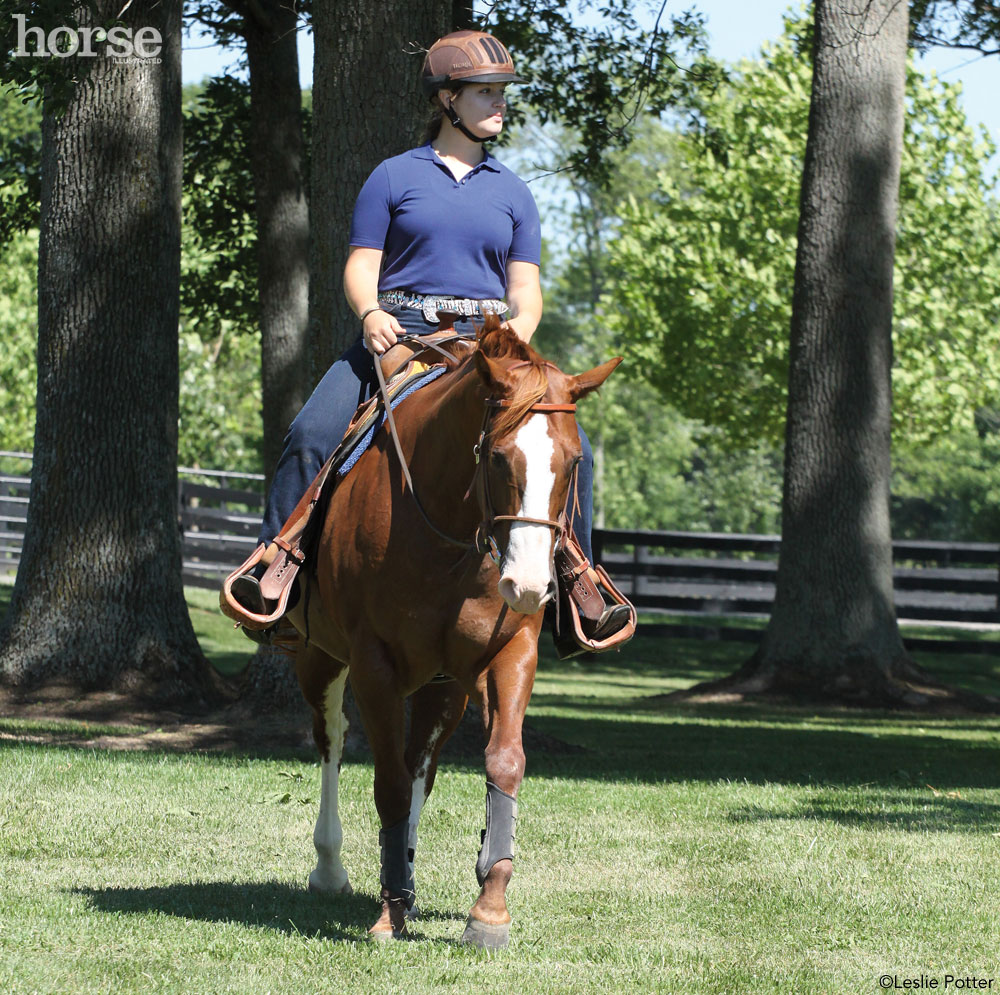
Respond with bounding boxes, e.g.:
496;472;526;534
307;871;353;896
460;916;511;950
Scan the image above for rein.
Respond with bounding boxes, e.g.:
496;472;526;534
371;346;576;563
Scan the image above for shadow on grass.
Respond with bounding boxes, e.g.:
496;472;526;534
519;705;1000;794
74;881;472;944
6;696;1000;798
75;880;372;941
728;793;1000;833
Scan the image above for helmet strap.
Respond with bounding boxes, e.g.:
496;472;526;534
443;102;495;144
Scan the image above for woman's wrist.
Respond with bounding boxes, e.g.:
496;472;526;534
359;305;383;322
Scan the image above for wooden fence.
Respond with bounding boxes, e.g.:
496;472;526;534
2;451;998;653
592;529;1000;654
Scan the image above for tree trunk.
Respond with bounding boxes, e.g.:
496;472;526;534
238;0;313;706
679;0;951;708
243;0;310;485
0;0;222;704
308;0;451;379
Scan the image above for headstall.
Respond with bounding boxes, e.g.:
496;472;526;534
372;346;577;564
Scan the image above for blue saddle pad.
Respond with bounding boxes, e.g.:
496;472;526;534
337;365;447;479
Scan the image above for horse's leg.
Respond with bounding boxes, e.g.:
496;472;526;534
463;626;538;950
348;639;414;940
404;680;470;917
295;645;352;896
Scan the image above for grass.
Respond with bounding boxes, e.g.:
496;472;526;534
2;583;1000;992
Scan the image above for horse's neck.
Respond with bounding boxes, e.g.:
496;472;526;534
404;364;486;523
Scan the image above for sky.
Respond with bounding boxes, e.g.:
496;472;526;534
181;1;1000;173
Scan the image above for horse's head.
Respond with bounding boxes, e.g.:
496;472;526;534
472;319;621;615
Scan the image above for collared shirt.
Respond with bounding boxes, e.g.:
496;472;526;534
349;144;541;299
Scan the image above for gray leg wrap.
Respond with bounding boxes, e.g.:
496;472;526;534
475;781;518;886
379;817;415;908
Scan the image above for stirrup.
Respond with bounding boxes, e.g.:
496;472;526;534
553;539;636;656
220;543;298;631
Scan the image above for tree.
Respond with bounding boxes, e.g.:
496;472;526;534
307;0;452;374
911;0;1000;53
608;13;1000;450
0;0;222;701
491;0;712;185
682;0;974;706
184;0;310;481
0;82;266;474
514;120;783;533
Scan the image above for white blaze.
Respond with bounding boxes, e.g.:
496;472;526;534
497;413;556;614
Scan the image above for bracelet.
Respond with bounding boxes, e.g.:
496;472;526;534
359;306;383;322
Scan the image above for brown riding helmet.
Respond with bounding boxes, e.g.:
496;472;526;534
422;30;527;96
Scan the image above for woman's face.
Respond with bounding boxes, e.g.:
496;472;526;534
447;83;508;139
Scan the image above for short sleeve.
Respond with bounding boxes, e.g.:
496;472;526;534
349;163;392;249
507;182;541;266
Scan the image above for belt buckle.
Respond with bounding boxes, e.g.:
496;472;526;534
422;298;440;322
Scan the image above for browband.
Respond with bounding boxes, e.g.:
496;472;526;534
485;399;577;412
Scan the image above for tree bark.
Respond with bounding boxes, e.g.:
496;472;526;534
679;0;953;707
242;0;310;485
308;0;451;380
0;0;222;703
763;0;910;696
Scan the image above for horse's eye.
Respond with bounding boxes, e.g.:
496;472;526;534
490;450;508;468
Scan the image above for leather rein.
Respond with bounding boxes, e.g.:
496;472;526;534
372;334;577;563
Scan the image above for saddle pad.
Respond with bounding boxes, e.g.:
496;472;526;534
337;365;447;479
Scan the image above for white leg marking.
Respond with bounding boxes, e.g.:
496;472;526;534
308;671;352;895
498;413;556;613
407;721;443;908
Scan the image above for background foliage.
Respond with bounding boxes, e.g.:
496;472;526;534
2;7;999;537
606;12;1000;450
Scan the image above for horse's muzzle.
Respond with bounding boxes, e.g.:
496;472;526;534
497;572;555;615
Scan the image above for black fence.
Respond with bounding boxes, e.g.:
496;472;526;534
592;529;1000;654
2;451;998;653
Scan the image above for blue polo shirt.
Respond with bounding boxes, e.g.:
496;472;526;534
349;144;541;299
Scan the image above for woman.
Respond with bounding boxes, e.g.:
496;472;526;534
233;29;630;653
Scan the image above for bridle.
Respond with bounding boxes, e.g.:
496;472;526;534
470;388;578;565
373;344;577;566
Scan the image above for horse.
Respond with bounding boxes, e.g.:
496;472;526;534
285;317;620;947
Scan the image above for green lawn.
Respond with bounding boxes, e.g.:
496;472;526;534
2;582;1000;992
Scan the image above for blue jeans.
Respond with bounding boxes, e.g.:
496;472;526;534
259;308;595;562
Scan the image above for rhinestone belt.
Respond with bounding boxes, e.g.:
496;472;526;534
377;290;509;322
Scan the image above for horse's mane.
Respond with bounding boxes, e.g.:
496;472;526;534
474;314;550;439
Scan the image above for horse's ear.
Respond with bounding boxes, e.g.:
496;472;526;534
569;357;622;401
475;349;515;394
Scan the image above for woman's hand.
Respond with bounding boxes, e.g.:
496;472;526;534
362;308;403;355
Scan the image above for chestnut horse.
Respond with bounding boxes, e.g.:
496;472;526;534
286;319;619;947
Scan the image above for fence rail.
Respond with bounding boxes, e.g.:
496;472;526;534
2;452;998;653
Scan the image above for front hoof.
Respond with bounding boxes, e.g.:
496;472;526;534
308;870;353;896
460;916;511;950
